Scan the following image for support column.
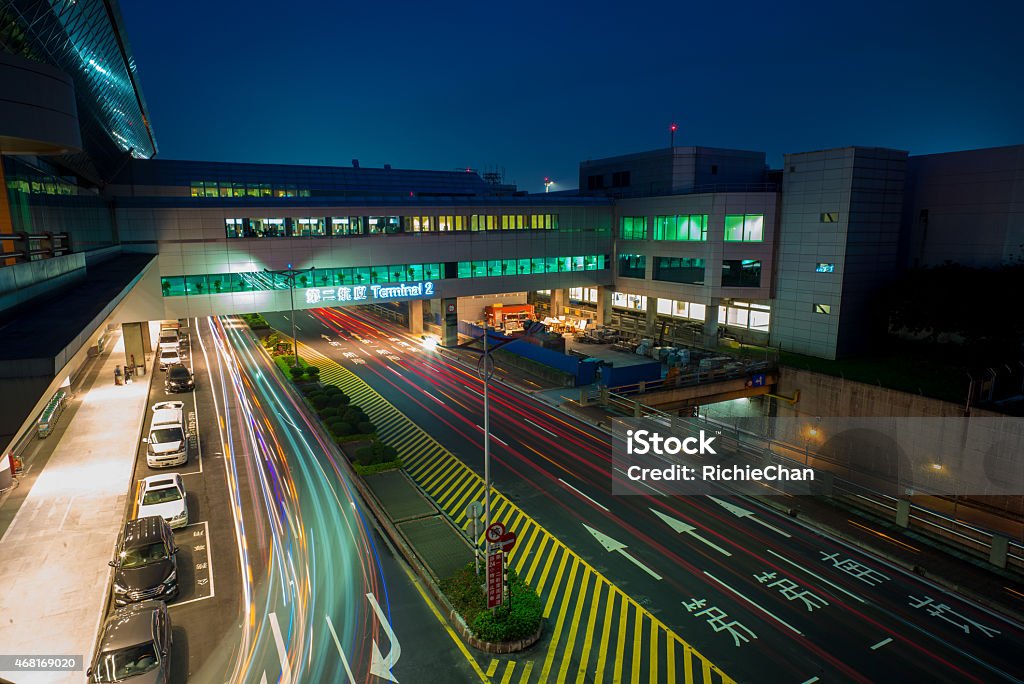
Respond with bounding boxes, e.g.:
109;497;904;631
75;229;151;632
121;322;148;376
408;299;424;335
442;298;459;347
703;298;720;348
644;296;657;337
550;288;568;317
595;286;612;327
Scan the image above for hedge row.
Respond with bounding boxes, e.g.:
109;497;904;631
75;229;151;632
440;563;543;643
299;384;376;441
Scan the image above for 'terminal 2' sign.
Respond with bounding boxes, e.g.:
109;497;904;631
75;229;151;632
304;281;435;305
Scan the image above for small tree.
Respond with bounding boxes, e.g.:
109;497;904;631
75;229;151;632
299;275;308;288
213;279;222;293
194;281;205;294
161;280;171;296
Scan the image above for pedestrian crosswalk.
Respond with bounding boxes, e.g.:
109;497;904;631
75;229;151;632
305;344;734;683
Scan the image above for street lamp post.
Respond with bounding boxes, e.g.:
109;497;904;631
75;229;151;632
264;264;314;367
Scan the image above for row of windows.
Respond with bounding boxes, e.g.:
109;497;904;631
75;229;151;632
618;255;763;287
191;181;311;198
223;213;560;238
160;254;608;296
456;255;606;278
6;177;78;196
620;213;764;242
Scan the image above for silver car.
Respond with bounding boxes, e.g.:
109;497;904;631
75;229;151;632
88;600;171;683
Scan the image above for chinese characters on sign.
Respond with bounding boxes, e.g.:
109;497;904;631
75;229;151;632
684;598;758;647
819;551;890;586
487;551;504;609
304;281;435;306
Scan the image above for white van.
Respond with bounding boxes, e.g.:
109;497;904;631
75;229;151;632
146;401;188;468
157;329;180;353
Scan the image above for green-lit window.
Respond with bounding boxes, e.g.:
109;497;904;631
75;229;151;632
406;264;424;281
573;256;585;271
530;257;544;273
584;255;598;271
202;182;218;198
501;259;516;276
655;214;708;241
457;262;472;278
224;218;244;239
652;216;677;240
424;263;441;280
190;182;203;198
259;184;272;197
219;184;233;198
724;214;764;242
516;258;531;275
185;274;209;294
160;276;185;296
618;254;646;279
621;216;647;240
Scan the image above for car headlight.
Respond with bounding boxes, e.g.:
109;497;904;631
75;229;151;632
172;510;187;520
113;583;128;594
162;569;177;585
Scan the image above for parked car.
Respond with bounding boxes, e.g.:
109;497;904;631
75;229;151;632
146;402;188;468
109;516;178;607
157;330;179;353
88;600;172;683
137;474;188;529
158;349;181;371
164;364;194;392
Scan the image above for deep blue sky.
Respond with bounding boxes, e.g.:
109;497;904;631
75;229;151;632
120;0;1023;193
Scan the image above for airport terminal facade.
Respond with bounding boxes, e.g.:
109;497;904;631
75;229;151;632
2;0;1023;448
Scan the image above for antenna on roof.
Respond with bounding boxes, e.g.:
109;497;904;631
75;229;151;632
669;122;678;148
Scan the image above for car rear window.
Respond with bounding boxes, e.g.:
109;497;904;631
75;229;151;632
169;366;189;379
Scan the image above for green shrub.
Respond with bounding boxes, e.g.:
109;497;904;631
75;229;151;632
357;421;375;435
331;421;354;436
354;440;396;465
301;384;321;397
290;366;307;380
440;564;543;643
312;394;334;409
305;365;320;376
319;407;341;420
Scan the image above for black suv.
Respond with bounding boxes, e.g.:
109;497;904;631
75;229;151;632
88;600;172;683
110;516;179;606
164;364;194;393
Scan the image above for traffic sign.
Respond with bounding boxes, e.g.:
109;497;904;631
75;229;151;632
494;530;517;552
751;373;766;387
485;522;506;543
465;501;483;520
486;552;504;608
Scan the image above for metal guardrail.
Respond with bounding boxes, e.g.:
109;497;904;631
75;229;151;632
609;360;775;396
600;390;1024;572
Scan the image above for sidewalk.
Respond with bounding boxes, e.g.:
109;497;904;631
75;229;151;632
0;332;153;684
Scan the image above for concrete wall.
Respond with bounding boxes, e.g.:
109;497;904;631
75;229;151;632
903;145;1024;268
579;147;767;198
774;366;1001;418
0;52;81;154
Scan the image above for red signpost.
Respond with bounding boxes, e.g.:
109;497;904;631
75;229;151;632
486;551;504;608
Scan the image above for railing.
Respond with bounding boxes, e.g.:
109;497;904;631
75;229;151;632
598;392;1024;572
36;389;69;438
609;360;775;396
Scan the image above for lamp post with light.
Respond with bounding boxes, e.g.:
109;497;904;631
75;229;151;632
264;263;314;367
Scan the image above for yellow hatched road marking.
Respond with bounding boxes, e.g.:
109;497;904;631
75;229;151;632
614;593;629;684
576;579;603;683
523;533;550;583
451;484;484;523
556;567;591;683
486;660;499;677
667;635;676;683
439;475;475;509
650;617;659;684
499;661;516;684
632;610;643;684
434;465;465;499
513;524;541;574
539;557;580;682
300;342;734;684
594;589;617;684
517;661;533;684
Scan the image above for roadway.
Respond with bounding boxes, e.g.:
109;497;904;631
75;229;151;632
264;305;1024;684
126;317;481;683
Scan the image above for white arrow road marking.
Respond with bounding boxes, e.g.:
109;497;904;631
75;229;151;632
366;592;402;682
268;612;293;684
870;637;893;650
703;571;803;636
325;615;357;683
708;496;791;537
583;524;662;580
649;508;732;556
260;672;267;684
801;677;820;684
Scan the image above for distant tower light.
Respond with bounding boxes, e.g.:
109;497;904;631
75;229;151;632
544;177;554;193
669;122;678;148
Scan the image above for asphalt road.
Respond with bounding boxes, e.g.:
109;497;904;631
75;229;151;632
125;318;482;683
265;305;1024;684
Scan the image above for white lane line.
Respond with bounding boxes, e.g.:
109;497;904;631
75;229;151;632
870;637;893;650
268;612;293;684
558;478;609;511
325;615;357;684
525;419;557;437
703;571;803;636
423;390;444;405
801;677;820;684
203;519;215;598
466;387;483;397
765;549;866;604
475;425;508;447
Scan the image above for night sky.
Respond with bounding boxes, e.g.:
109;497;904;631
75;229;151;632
119;0;1023;193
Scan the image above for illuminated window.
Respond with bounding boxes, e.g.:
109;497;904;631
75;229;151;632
654;214;708;241
617;254;646;279
331;217;363;236
653;257;705;284
814;303;831;314
815;263;835;273
620;216;647;240
820;212;839;223
724;214;764;242
224;218;244;238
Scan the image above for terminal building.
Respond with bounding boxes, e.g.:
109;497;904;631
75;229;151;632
2;0;1023;455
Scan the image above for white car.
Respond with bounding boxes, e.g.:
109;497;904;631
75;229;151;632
159;348;181;371
136;473;188;529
